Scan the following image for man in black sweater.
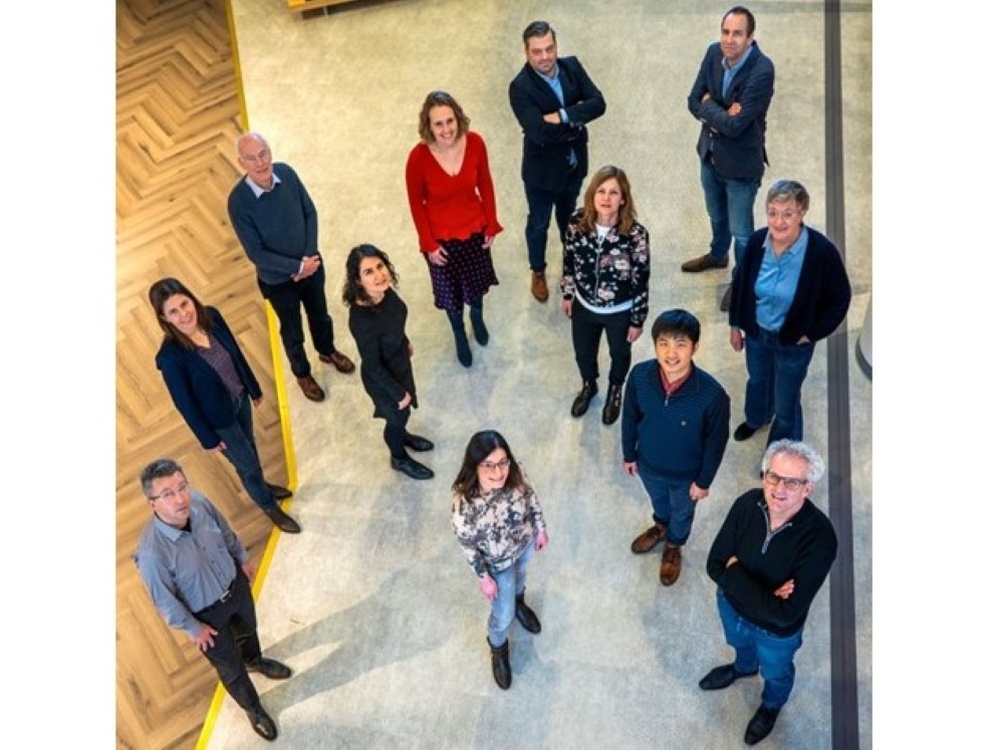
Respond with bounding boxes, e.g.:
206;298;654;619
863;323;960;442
699;440;837;745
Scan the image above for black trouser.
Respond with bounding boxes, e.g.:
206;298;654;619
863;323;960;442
570;300;633;386
194;570;263;713
258;265;335;378
381;404;412;459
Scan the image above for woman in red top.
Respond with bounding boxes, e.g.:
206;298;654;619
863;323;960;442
405;91;503;367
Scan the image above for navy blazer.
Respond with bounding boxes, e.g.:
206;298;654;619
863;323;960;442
728;227;852;345
508;56;606;192
687;41;774;181
155;307;263;449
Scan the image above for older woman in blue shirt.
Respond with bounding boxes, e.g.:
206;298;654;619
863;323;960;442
727;180;851;445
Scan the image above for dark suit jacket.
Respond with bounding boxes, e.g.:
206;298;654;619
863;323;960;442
508;56;606;191
728;227;851;345
687;41;774;181
155;307;263;449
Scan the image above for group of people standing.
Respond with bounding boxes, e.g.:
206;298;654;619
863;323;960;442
133;7;853;746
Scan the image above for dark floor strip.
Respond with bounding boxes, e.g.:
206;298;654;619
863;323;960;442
823;2;860;749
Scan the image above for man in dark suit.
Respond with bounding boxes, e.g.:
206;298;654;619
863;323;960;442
682;6;774;312
509;21;606;303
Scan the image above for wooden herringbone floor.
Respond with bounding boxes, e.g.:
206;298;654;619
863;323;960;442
116;0;285;747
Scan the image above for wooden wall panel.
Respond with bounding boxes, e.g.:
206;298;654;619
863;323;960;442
116;0;282;746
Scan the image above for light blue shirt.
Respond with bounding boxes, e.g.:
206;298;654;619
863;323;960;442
534;63;576;165
244;170;282;199
722;45;752;98
754;226;809;332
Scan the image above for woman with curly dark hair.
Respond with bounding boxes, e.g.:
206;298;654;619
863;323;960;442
450;429;549;690
342;244;434;480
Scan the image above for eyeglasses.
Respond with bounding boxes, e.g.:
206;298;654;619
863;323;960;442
240;147;271;165
762;471;809;490
150;481;189;502
480;458;510;471
765;209;800;222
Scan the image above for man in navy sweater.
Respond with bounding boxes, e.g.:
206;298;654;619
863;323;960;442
621;309;730;586
228;133;355;403
699;440;837;745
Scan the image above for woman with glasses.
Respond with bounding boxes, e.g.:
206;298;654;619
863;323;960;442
342;244;435;481
405;90;503;367
148;278;301;533
450;430;549;690
728;180;851;445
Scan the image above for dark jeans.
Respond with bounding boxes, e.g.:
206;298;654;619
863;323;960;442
743;328;816;444
570;300;633;386
216;394;276;513
638;467;697;546
523;170;584;272
195;570;264;713
258;264;335;378
700;160;761;270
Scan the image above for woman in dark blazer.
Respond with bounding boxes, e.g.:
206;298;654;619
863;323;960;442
728;180;851;445
342;244;435;481
148;277;300;532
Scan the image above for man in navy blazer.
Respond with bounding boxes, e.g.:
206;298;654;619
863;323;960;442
509;20;606;303
682;6;774;313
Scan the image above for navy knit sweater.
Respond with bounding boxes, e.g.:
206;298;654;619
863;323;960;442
707;489;837;636
621;360;730;489
227;162;319;285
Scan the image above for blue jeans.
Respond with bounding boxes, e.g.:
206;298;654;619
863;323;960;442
524;172;583;272
717;589;803;710
637;467;696;546
743;329;816;444
216;395;277;512
700;161;760;268
487;544;534;647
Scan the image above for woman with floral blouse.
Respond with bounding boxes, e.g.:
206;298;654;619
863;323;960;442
450;430;549;690
560;164;650;426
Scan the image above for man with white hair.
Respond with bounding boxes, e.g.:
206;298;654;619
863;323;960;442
698;440;837;745
227;132;355;402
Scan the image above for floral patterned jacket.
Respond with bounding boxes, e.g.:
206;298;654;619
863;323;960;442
451;471;547;578
560;209;651;328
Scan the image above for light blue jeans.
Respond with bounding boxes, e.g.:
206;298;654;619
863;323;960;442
487;544;534;647
717;589;804;709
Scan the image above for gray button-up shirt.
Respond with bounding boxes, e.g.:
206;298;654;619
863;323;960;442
134;491;248;638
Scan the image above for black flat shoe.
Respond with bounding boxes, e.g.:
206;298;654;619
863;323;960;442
404;433;434;452
247;708;278;741
246;657;292;680
733;422;759;441
391;455;434;480
266;483;293;500
571;380;598;417
698;663;759;690
744;704;780;745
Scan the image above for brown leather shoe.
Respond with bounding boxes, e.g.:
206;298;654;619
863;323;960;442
531;271;549;302
319;349;356;374
631;522;667;554
660;543;682;586
681;253;729;273
296;375;325;402
720;283;733;312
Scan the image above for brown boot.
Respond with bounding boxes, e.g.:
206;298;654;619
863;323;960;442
296;375;325;402
531;271;549;302
660;543;682;586
631;522;667;554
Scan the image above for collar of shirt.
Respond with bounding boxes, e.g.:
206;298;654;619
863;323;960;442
659;364;693;396
721;43;753;75
763;224;810;259
244;170;282;198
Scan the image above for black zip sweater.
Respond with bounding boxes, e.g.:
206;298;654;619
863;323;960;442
707;489;837;637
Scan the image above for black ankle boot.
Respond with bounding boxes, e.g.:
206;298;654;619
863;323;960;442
570;380;598;417
488;637;511;690
469;304;489;346
515;594;541;634
447;311;472;367
602;384;623;425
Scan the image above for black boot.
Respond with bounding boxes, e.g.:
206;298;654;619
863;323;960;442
447;310;472;367
602;384;623;425
515;594;541;634
469;300;489;345
488;637;511;690
570;380;598;417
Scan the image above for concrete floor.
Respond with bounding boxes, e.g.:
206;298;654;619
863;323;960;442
205;0;872;747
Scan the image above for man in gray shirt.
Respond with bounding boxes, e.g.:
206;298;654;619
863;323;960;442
134;458;291;741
